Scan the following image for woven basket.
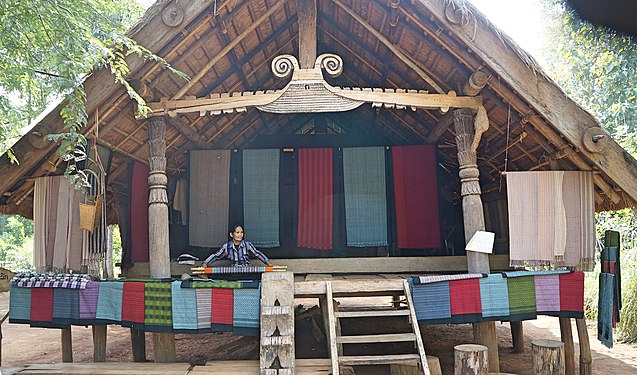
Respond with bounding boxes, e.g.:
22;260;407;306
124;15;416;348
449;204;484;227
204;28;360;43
79;194;102;232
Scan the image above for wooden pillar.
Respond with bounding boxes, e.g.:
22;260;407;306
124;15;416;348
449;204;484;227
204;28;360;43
510;321;525;353
532;340;565;375
131;328;146;362
147;117;176;362
454;108;499;372
61;328;73;363
92;325;107;362
559;318;576;375
260;271;295;374
297;0;317;69
454;344;488;375
575;318;592;375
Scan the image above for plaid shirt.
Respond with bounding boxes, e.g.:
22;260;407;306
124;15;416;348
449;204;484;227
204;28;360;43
203;240;269;266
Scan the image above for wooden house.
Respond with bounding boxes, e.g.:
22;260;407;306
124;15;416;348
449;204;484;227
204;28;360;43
3;0;637;373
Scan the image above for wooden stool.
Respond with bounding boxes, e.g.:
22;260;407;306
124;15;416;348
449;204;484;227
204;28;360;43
454;344;488;375
532;339;565;375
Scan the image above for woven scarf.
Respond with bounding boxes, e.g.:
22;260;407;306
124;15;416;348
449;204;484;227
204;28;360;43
52;288;79;325
144;281;173;332
507;171;595;269
479;274;509;319
79;282;100;320
410;279;451;324
559;271;584;316
95;281;123;322
232;288;260;336
534;274;561;315
342;147;388;247
30;287;54;323
392;145;440;249
172;281;198;331
598;273;615;348
195;288;212;330
189;150;231;247
243;149;280;248
507;275;537;321
122;282;146;327
130;161;150;262
297;148;333;250
211;288;234;327
9;285;31;323
449;278;482;322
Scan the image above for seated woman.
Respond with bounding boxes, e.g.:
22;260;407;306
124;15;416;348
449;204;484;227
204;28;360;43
203;224;271;267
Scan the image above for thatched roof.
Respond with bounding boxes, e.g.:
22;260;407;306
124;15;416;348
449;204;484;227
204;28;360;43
1;0;636;220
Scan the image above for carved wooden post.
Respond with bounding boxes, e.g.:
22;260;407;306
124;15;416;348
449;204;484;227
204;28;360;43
147;117;176;362
454;108;499;372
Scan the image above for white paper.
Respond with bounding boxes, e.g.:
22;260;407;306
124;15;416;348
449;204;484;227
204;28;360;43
466;231;495;254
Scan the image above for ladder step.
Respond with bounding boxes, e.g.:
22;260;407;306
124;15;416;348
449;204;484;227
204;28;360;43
337;333;416;344
339;354;421;366
335;309;410;318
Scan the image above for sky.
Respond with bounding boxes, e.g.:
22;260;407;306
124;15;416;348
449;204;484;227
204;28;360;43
467;0;546;60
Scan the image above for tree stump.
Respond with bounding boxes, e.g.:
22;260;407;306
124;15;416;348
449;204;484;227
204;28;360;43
532;339;565;375
454;344;488;375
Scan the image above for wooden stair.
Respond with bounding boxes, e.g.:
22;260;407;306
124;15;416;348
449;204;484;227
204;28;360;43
321;280;431;375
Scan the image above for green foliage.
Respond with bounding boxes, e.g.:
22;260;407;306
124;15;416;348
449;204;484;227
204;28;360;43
541;1;637;344
541;0;637;155
0;214;34;272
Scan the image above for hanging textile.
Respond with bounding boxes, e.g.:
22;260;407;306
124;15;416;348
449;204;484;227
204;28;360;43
243;149;280;248
392;145;440;249
602;245;622;327
189;150;231;247
130;161;150;262
32;176;83;272
297;148;333;250
506;171;595;269
598;273;615;348
33;177;49;271
342;147;388;247
173;178;188;225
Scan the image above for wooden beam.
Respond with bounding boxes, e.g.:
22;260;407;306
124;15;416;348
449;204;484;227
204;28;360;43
417;0;637;203
172;0;288;100
332;0;445;94
297;0;317;69
167;116;209;149
124;254;511;278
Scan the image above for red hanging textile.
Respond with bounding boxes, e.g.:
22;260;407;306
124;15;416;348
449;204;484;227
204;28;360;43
130;161;150;262
297;148;333;250
392;145;441;249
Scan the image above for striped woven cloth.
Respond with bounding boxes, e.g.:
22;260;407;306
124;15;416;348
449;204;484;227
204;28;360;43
449;278;482;323
197;266;278;274
144;281;173;332
171;281;198;331
479;274;509;319
598;273;615;348
195;289;212;330
534;274;561;315
181;279;260;289
9;285;31;323
501;270;571;278
243;149;280;248
30;287;54;323
411;273;485;285
211;288;233;328
121;282;145;327
79;282;100;321
52;288;79;325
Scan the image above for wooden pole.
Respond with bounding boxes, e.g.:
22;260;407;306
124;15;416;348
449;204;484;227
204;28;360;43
454;108;499;372
147;117;176;363
297;0;317;69
92;325;107;362
575;318;592;375
532;339;565;375
559;318;576;375
454;344;488;375
61;328;73;363
510;321;525;353
130;328;146;362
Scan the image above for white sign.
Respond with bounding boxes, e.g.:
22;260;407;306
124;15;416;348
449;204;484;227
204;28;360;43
466;231;495;254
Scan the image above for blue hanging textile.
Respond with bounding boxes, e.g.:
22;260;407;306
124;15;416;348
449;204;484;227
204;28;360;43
342;147;388;247
243;149;280;248
598;273;615;348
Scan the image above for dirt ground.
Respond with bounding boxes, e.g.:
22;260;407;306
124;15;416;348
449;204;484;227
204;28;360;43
1;291;637;374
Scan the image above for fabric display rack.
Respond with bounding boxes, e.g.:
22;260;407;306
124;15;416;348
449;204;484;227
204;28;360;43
409;270;584;325
9;274;261;336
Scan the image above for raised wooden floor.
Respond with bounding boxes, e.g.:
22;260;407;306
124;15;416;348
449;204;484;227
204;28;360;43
6;359;339;375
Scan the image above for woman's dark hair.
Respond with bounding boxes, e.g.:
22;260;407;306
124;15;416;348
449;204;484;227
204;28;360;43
229;223;244;234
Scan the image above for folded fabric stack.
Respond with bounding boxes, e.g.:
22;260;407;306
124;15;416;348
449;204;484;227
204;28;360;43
11;272;94;289
410;270;584;325
9;279;261;336
177;253;199;265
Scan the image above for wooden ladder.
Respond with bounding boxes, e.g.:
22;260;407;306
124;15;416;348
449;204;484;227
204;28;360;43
323;280;430;375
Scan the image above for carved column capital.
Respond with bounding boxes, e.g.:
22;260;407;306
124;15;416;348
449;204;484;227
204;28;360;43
147;118;168;205
454;109;481;196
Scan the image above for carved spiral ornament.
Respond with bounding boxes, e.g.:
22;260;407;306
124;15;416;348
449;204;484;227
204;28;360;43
316;54;343;78
271;55;299;79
